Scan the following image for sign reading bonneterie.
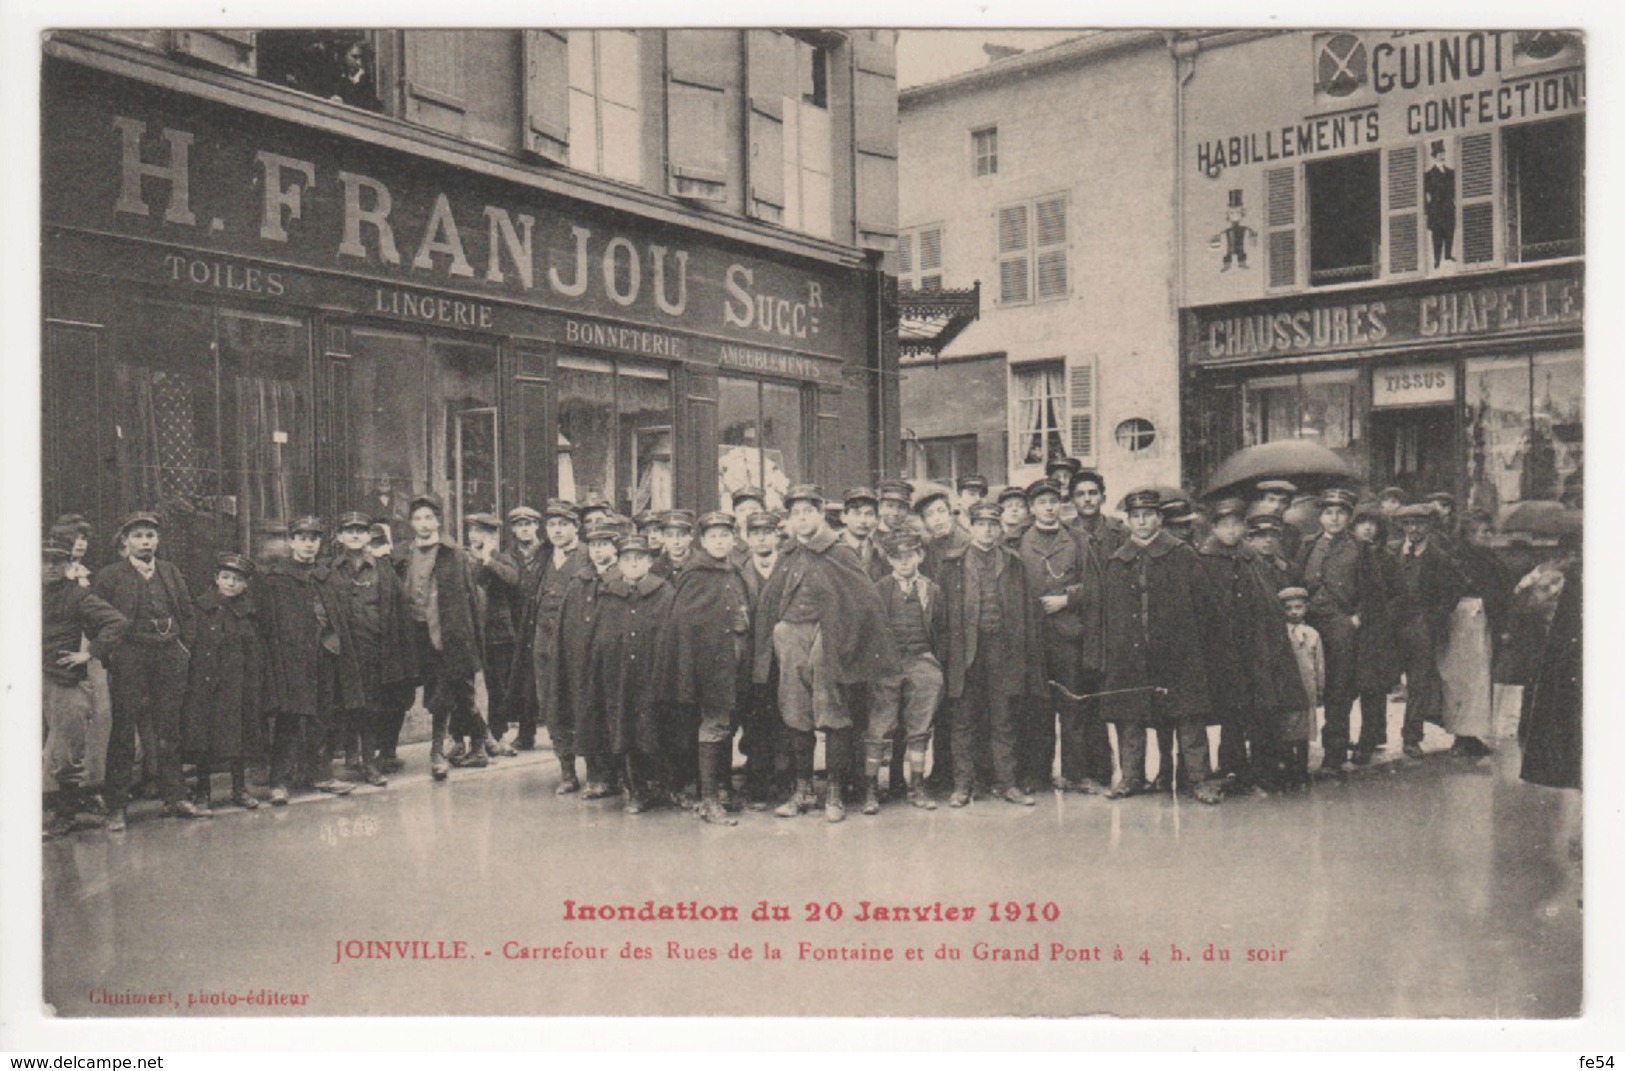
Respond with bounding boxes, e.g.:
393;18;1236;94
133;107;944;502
41;66;860;361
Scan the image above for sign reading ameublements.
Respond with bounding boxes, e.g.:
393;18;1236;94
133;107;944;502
1372;363;1455;407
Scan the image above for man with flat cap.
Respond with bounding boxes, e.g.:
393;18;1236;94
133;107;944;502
915;484;970;581
840;486;890;582
324;511;417;786
1019;478;1110;795
501;505;548;751
1388;502;1464;759
529;500;595;791
1295;487;1376;774
753;485;901;822
737;509;788;806
875;479;920;541
94;512;199;828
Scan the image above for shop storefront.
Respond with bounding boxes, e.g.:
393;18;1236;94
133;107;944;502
42;60;881;591
1181;260;1583;526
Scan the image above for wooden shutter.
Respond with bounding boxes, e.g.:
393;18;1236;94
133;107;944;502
918;226;943;290
522;31;570;165
666;30;734;201
1458;131;1499;266
403;31;467;135
746;31;791;222
1385;144;1421;275
853;34;899;250
1264;165;1298;289
1035;196;1068;300
997;204;1031;304
1068;358;1095;460
897;231;915;290
168;30;255;75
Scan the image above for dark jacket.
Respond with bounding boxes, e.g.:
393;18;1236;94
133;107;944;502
659;552;753;711
92;558;195;648
1068;513;1128;557
1386;538;1463;645
394;539;485;678
750;526;902;687
874;573;948;662
257;557;334;718
936;540;1045;701
527;543;594;733
592;571;676;756
1101;531;1219;726
477;550;524;649
43;579;126;686
1353;543;1400;691
1456;541;1515;648
322;552;420;711
921;526;971;582
1018;522;1107;673
840;531;891;583
1195;537;1308;721
181;590;267;759
1520;561;1580;790
557;567;610;748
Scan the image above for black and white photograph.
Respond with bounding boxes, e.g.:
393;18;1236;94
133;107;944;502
5;5;1615;1054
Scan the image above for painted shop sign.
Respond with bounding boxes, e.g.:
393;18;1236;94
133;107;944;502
41;67;860;360
1184;262;1583;365
1372;363;1456;408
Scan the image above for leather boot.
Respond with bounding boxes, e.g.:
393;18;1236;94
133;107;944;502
555;755;580;795
430;734;450;781
696;743;737;826
825;775;846;823
862;777;881;816
775;779;815;817
907;769;937;810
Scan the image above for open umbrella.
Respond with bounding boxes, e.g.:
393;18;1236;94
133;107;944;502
1499;500;1582;538
1201;440;1360;500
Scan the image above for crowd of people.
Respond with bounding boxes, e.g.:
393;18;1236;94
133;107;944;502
41;458;1583;837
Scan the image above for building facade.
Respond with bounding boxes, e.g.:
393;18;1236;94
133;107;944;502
1178;30;1584;523
896;33;1184;496
42;29;900;590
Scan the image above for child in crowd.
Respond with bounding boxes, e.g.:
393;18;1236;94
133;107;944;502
593;534;676;813
1278;586;1324;789
182;553;267;811
866;531;946;811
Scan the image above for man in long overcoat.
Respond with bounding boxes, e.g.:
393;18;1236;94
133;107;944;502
527;501;594;792
500;506;549;750
938;502;1046;808
1102;489;1223;802
181;552;267;809
592;533;676;812
94;512;197;827
752;485;901;822
1388;504;1464;758
1295;488;1376;774
557;520;621;797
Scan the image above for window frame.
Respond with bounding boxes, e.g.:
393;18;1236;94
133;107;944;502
972;125;998;177
566;29;644;185
898;222;945;292
1008;359;1068;472
1304;149;1383;288
996;192;1069;306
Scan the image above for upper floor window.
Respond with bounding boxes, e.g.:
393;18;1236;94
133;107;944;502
1506;116;1584;262
972;126;998;176
257;30;381;112
783;35;833;239
1306;150;1381;286
568;30;642;184
899;225;944;291
997;195;1068;304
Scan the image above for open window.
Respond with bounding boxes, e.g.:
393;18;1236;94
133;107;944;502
257;30;382;112
1306;150;1381;286
1505;116;1584;263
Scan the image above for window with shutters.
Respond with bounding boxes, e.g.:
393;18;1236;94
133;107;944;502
782;36;834;239
1457;131;1499;266
665;30;733;203
996;194;1067;305
257;31;381;111
1010;361;1067;469
898;225;944;292
567;31;642;185
972;126;998;176
1067;359;1096;460
1505;116;1584;263
1264;166;1299;290
1385;144;1422;276
1305;150;1381;286
401;31;468;135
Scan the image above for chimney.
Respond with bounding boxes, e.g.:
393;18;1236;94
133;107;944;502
983;44;1025;63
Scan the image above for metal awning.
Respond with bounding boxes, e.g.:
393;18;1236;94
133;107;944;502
894;283;981;361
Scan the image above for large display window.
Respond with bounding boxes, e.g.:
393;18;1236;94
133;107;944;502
717;375;805;510
556;356;674;516
1464;349;1583;521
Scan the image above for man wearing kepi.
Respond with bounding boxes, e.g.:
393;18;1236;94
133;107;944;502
1295;488;1372;775
1102;489;1224;804
94;512;199;827
1019;478;1111;795
399;492;488;781
754;485;901;823
937;501;1046;808
44;537;127;836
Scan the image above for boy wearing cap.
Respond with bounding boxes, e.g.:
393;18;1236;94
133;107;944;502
875;479;919;540
557;520;623;798
467;513;522;756
654;510;698;580
916;485;970;581
182;553;268;810
1045;458;1083;524
1101;490;1224;804
753;486;901;822
1244;510;1301;589
997;486;1032;549
863;531;947;812
955;475;990;531
43;538;126;836
1019;478;1110;795
840;487;889;582
500;506;547;750
1295;488;1376;774
324;513;418;786
592;533;676;813
396;494;490;781
94;513;200;827
737;510;787;807
1278;587;1324;787
530;500;594;792
656;511;755;824
937;502;1047;807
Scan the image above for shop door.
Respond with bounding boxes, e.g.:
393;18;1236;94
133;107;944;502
1369;406;1458;499
112;301;311;590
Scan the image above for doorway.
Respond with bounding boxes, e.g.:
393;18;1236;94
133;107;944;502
1369;405;1458;499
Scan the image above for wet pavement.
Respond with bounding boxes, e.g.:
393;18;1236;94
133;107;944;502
43;714;1581;1019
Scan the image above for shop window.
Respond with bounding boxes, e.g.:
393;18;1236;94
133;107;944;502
997;194;1067;304
567;30;642;184
1244;369;1364;468
919;435;979;485
1306;150;1381;286
898;224;944;292
1506;116;1585;262
257;30;381;112
556;356;673;516
718;375;805;511
1010;361;1066;469
973;126;998;177
1464;350;1583;526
